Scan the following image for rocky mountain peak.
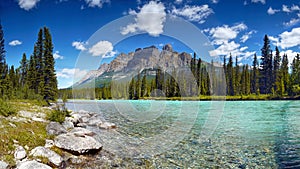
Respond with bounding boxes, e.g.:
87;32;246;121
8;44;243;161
162;44;173;52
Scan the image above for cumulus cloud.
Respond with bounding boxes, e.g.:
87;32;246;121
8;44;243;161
85;0;109;8
72;41;87;51
282;5;291;13
9;40;22;46
121;1;166;37
89;40;116;58
171;5;213;24
57;68;88;79
240;30;256;43
174;0;183;4
269;36;279;46
211;0;218;4
281;50;299;66
267;7;280;15
18;0;40;10
251;0;265;4
206;23;247;45
277;27;300;49
284;18;300;27
53;51;64;60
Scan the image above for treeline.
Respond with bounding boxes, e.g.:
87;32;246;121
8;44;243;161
0;23;58;102
60;34;300;100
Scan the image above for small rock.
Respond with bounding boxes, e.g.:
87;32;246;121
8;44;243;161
76;123;87;128
9;123;16;128
46;122;67;136
30;146;63;167
31;117;46;122
44;140;54;148
88;117;102;126
70;127;95;136
99;122;116;129
55;133;102;155
0;161;8;169
62;121;74;130
14;146;27;160
17;160;52;169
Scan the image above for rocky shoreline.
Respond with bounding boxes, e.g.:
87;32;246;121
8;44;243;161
0;107;117;169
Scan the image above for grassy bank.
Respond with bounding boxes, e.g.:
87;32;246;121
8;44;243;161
0;100;55;166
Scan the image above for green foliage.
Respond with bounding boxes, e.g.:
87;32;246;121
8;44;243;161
0;99;16;117
47;106;70;124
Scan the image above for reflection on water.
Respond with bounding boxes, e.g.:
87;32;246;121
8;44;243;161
66;100;300;168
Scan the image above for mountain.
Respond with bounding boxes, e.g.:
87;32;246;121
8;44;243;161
74;44;193;87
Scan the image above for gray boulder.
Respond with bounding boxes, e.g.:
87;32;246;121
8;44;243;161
17;160;52;169
44;140;54;148
99;122;116;129
0;161;8;169
62;120;74;130
30;146;63;167
70;127;95;137
54;133;102;154
14;146;27;160
46;122;67;136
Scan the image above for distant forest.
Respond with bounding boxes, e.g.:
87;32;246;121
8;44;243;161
0;23;58;103
61;35;300;100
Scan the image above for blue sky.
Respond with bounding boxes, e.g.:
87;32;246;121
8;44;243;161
1;0;300;88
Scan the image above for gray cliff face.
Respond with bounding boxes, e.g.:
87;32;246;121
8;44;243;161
75;44;192;86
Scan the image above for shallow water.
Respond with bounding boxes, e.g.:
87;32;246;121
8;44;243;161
66;100;300;168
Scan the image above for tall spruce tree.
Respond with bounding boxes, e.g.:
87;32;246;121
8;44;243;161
260;35;273;94
273;46;281;93
19;53;28;87
251;53;259;94
227;54;234;95
281;54;289;94
42;27;58;102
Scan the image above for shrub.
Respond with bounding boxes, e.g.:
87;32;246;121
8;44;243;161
0;100;16;117
47;106;70;124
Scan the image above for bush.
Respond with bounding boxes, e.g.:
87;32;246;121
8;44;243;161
0;100;16;117
47;106;70;124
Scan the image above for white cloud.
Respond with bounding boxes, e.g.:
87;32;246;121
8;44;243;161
267;7;280;15
121;1;166;37
209;41;240;56
174;0;183;4
9;40;22;46
291;5;300;11
282;5;291;13
251;0;265;4
284;18;300;27
57;68;88;79
85;0;109;8
207;23;247;45
89;40;116;58
211;0;218;4
171;5;213;24
72;41;87;51
53;51;64;60
269;36;279;46
18;0;40;10
278;27;300;49
240;30;256;43
280;50;299;66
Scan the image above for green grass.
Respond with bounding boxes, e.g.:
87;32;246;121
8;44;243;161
46;108;70;124
0;100;17;117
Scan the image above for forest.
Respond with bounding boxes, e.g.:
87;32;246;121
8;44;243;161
61;35;300;100
0;23;58;103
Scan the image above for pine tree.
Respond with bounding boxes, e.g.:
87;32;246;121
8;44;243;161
260;35;273;94
281;54;289;95
141;73;146;98
273;47;281;94
251;53;259;94
0;22;5;79
19;53;28;87
42;27;58;102
234;56;240;95
227;54;234;95
129;77;135;99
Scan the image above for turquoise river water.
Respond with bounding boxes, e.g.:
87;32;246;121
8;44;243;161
66;100;300;168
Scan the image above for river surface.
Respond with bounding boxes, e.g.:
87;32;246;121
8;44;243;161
66;100;300;168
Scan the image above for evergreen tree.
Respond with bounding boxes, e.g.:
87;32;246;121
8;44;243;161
141;74;146;97
0;22;5;79
260;35;273;94
273;47;281;94
19;53;28;87
227;54;234;95
251;53;259;94
129;77;135;99
234;56;240;95
281;54;289;94
42;27;58;102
